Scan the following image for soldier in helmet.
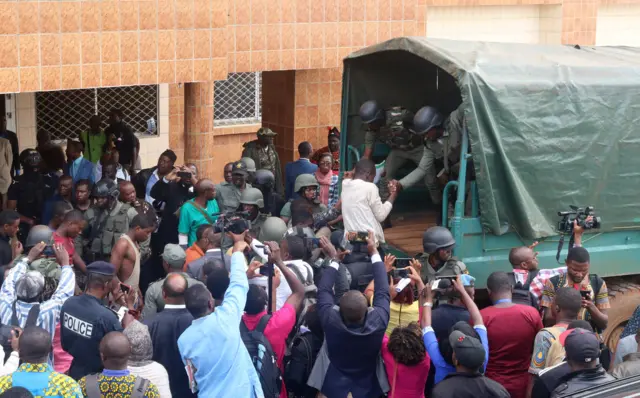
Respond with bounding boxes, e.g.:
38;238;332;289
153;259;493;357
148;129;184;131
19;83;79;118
7;149;56;243
418;226;467;282
242;127;283;194
238;187;269;239
253;169;285;217
390;105;461;207
280;174;327;225
215;161;252;214
359;100;420;202
240;157;257;184
82;179;139;262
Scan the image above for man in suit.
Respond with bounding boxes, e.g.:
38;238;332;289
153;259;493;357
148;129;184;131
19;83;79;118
285;141;317;201
315;232;390;398
64;139;95;185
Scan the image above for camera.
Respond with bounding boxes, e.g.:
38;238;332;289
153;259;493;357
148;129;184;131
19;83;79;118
557;206;601;234
215;211;251;235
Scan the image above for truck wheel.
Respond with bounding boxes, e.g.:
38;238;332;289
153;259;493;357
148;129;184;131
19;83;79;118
603;279;640;353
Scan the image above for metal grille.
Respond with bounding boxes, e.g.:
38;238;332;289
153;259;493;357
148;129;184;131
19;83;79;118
214;72;262;126
36;85;159;142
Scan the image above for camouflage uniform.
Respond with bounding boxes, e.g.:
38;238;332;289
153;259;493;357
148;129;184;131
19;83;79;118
241;128;283;194
216;182;254;214
363;106;422;201
416;253;468;283
83;201;139;262
11;255;62;281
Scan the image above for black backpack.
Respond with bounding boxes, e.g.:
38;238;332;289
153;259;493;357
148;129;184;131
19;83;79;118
508;270;540;310
240;315;282;398
284;331;317;397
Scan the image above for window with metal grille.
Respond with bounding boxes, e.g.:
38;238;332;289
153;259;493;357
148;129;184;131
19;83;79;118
214;72;262;126
35;85;159;142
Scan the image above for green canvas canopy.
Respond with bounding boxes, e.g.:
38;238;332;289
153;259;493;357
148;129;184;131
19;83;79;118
343;37;640;239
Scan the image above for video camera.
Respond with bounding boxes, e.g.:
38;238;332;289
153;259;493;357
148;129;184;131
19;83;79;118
557;206;601;234
555;205;601;262
214;211;252;235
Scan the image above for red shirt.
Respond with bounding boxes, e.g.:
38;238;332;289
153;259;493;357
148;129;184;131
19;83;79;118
52;232;75;258
481;304;543;398
242;303;297;398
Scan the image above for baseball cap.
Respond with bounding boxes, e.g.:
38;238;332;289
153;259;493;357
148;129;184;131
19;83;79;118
449;330;486;370
564;328;600;363
162;244;186;269
257;127;277;137
231;161;249;176
16;271;45;300
86;261;116;276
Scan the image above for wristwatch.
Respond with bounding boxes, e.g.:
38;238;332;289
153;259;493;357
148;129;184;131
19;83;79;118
422;302;433;308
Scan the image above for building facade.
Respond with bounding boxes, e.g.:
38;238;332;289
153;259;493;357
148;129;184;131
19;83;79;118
0;0;638;182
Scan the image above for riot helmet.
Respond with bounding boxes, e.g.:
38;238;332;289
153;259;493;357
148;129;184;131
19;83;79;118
294;174;319;192
258;217;288;242
20;149;42;172
422;226;456;255
359;100;385;125
240;157;257;173
239;187;265;209
412;106;444;135
24;225;54;249
254;169;275;191
92;179;119;200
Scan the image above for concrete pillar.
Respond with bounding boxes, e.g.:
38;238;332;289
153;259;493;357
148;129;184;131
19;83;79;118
184;81;216;178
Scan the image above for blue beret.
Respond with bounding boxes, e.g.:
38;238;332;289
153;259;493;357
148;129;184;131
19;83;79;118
86;261;116;276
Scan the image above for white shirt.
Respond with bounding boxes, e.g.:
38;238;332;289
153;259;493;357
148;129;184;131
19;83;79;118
341;178;393;243
128;361;172;398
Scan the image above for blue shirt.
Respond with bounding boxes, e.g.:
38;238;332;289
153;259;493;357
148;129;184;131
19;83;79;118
0;363;83;397
423;325;489;384
145;170;160;205
71;155;83;179
178;252;264;398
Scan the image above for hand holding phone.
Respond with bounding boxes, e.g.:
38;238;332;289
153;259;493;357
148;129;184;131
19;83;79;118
580;290;592;300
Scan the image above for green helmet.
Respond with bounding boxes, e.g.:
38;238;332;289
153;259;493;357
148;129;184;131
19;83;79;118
240;187;264;208
240;157;257;173
25;225;54;249
294;174;319;192
258;217;288;242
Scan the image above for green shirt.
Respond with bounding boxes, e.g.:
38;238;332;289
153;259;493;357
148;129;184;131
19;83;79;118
79;130;107;164
178;199;220;246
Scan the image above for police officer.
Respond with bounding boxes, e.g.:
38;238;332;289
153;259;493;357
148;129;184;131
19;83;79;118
417;226;467;282
83;179;138;262
239;187;268;239
258;216;289;243
253;169;286;217
215;161;252;214
240;157;257;184
280;174;327;224
6;149;55;243
60;261;136;380
391;105;459;206
358;100;418;201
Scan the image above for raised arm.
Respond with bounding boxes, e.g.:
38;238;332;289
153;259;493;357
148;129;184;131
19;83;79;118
49;244;75;303
317;238;340;323
210;231;250;325
369;183;395;223
367;231;390;315
0;243;46;303
266;241;305;313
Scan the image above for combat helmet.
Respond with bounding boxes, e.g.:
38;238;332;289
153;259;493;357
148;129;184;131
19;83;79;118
240;157;257;173
294;174;319;193
254;169;275;189
359;100;385;124
92;179;119;199
412;106;444;135
239;187;264;209
25;225;54;249
258;217;288;242
422;226;456;254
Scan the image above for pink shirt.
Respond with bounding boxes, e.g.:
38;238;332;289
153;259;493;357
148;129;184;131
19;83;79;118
52;232;75;258
242;303;297;398
52;323;73;374
381;334;430;398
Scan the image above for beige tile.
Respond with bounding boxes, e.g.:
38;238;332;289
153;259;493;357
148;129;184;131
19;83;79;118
19;67;40;92
101;32;120;63
140;61;158;84
212;0;228;28
81;33;101;64
235;25;251;52
40;34;61;66
193;59;212;81
81;1;100;32
235;51;251;72
61;33;81;65
60;2;81;33
194;30;211;59
211;30;228;57
282;24;295;50
102;63;121;87
139;1;158;30
61;65;81;90
41;66;61;91
266;50;282;70
40;2;61;34
158;60;176;83
211;57;227;79
101;1;120;31
296;23;310;49
0;4;18;35
194;0;212;29
82;64;101;88
18;2;39;35
175;60;194;82
0;35;18;69
158;0;176;30
0;69;19;93
120;1;139;31
121;32;139;63
121;62;140;85
158;30;177;60
176;30;194;59
176;0;195;29
140;31;158;61
297;0;310;22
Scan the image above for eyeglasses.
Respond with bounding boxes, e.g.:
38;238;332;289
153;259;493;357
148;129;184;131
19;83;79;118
319;161;332;166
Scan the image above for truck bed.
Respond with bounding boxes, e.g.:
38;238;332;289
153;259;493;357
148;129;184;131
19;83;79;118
385;210;438;256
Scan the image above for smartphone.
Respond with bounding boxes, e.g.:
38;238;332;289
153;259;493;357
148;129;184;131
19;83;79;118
391;268;409;279
349;231;369;243
43;245;55;257
306;237;321;250
259;263;274;277
178;171;192;180
580;290;591;300
120;283;131;294
395;258;413;268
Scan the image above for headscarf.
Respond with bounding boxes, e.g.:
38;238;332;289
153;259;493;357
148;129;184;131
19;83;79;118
124;320;154;367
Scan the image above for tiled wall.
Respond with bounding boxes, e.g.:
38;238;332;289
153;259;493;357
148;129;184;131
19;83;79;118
595;4;640;45
13;83;171;170
426;5;561;44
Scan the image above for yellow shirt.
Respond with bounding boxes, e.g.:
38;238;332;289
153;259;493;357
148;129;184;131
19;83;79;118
385;301;420;337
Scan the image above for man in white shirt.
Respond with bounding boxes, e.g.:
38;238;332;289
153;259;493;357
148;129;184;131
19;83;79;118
341;159;398;244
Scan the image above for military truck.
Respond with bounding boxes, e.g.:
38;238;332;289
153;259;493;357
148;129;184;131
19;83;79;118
338;37;640;351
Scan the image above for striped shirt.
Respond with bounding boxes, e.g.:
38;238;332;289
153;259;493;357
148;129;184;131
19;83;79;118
328;174;340;208
0;258;75;343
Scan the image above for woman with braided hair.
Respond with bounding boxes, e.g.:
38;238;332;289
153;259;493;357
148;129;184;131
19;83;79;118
382;322;431;398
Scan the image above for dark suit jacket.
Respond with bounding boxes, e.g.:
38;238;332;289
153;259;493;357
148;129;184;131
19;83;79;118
285;159;318;200
63;158;95;184
317;257;390;398
150;179;195;245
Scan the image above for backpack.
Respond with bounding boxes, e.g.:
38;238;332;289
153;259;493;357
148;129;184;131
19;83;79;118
84;374;150;398
508;270;540;310
286;262;318;338
284;331;316;397
240;315;282;398
0;302;40;363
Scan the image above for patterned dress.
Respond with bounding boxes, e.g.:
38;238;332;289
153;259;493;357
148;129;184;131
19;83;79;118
0;363;83;397
79;371;160;398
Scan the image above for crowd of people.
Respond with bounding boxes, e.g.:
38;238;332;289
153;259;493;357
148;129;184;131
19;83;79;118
0;105;633;398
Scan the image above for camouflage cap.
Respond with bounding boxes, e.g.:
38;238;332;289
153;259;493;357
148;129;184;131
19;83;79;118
231;160;249;176
162;243;186;269
257;127;277;137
